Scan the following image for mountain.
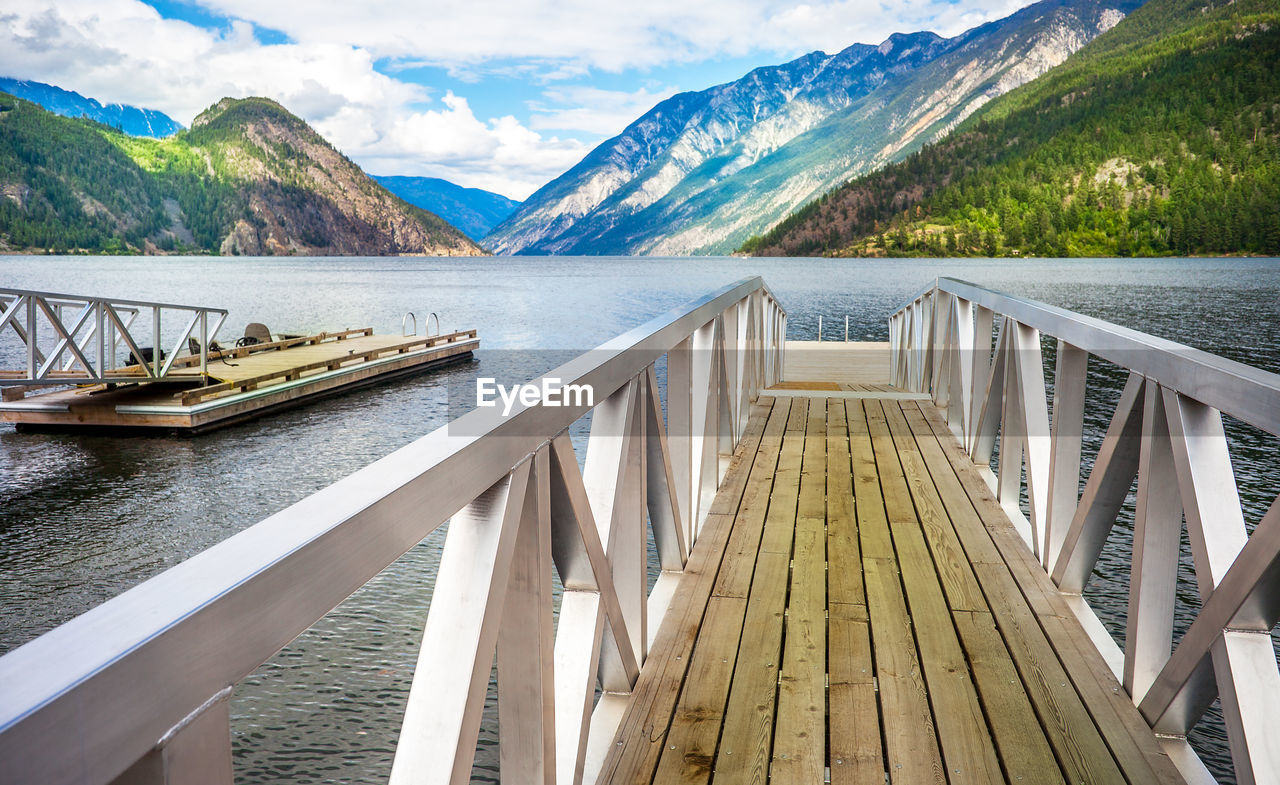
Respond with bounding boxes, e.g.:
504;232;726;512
373;175;520;240
483;0;1139;256
0;77;183;138
741;0;1280;258
0;95;484;256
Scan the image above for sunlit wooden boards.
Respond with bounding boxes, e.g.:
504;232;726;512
605;392;1182;785
781;341;892;387
0;331;478;433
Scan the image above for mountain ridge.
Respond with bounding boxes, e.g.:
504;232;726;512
0;94;484;256
740;0;1280;258
484;0;1138;256
0;77;183;138
373;175;520;240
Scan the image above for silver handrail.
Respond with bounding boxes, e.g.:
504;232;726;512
0;288;228;384
889;278;1280;784
402;311;417;336
0;277;787;785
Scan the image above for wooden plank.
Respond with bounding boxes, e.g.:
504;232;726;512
865;400;1004;785
598;401;772;783
797;395;827;522
879;400;988;613
1038;613;1183;785
705;401;774;520
906;402;1183;785
875;401;1064;783
714;398;790;599
846;401;895;564
973;562;1127;785
863;555;947;785
715;549;792;784
652;595;749;784
771;515;826;783
759;398;807;555
180;330;478;402
786;395;809;433
827;398;863;607
952;609;1065;785
771;380;842;391
849;399;945;782
900;402;1128;784
829;602;883;785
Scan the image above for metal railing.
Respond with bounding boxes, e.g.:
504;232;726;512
0;277;786;785
890;278;1280;785
0;288;228;384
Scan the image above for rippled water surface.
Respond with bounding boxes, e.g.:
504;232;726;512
2;255;1277;782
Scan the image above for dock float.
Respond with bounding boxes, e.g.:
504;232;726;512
0;288;476;433
2;277;1276;785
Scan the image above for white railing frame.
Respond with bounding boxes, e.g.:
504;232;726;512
0;288;228;384
0;277;786;785
890;277;1280;785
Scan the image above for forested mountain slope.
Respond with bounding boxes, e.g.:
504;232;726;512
0;95;484;256
742;0;1280;257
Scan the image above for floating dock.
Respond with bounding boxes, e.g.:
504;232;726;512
0;327;477;433
1;287;477;434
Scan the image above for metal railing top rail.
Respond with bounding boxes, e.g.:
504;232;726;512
891;277;1280;437
0;287;229;315
0;276;784;785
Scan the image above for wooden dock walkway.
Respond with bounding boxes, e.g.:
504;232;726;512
598;381;1182;783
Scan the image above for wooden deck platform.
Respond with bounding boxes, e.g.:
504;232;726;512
782;341;892;387
0;329;477;433
599;390;1183;784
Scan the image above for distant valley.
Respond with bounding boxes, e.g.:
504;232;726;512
373;176;520;241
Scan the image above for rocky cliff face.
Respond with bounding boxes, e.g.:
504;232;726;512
189;98;485;256
484;0;1139;256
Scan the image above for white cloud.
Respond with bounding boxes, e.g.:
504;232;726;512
0;0;1040;199
186;0;1035;69
327;92;588;198
0;0;590;197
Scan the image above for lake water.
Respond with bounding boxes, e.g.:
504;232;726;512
2;255;1278;782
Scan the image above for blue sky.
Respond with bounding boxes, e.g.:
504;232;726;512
0;0;1032;198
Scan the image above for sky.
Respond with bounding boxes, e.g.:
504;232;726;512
0;0;1033;200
